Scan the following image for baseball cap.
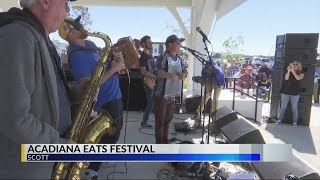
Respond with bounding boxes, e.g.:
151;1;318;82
165;35;185;46
58;16;81;40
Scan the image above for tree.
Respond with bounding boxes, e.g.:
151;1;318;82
212;52;222;59
222;35;244;63
68;6;92;30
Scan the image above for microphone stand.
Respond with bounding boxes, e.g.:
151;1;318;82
187;49;212;179
201;38;220;180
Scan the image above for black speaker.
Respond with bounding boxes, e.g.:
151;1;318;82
283;95;313;126
186;96;201;112
271;63;316;97
210;106;238;130
275;48;317;65
119;74;147;111
276;33;319;49
252;155;320;180
220;118;265;144
270;96;282;122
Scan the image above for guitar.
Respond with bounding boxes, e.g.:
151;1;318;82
144;77;155;90
192;76;210;86
192;76;202;84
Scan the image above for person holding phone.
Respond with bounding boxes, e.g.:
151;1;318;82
275;60;304;127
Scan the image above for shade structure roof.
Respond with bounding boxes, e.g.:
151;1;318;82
0;0;247;95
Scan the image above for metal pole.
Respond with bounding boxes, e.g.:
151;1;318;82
232;78;235;110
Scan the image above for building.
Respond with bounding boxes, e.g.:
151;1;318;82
151;42;165;59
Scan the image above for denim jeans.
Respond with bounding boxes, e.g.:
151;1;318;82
142;86;154;124
88;99;123;172
278;93;300;124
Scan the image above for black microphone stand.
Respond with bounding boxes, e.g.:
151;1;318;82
187;48;214;180
187;50;208;144
201;38;221;180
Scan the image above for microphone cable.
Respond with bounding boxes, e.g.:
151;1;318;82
108;70;130;180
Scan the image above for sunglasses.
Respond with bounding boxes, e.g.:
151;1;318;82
293;63;298;66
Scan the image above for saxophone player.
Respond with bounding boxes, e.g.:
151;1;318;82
0;0;83;179
58;17;124;180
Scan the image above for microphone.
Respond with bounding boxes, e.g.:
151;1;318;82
196;27;211;44
181;46;207;56
181;46;197;54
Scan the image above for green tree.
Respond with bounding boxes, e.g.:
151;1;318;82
68;6;92;30
222;35;244;63
212;52;222;59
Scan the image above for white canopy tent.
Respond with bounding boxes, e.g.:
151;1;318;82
0;0;247;95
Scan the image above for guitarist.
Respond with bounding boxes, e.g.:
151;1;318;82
192;62;225;121
139;35;156;128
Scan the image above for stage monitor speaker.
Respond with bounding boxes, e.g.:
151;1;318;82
211;106;238;130
220;118;265;144
276;33;319;49
185;96;201;113
252;155;320;180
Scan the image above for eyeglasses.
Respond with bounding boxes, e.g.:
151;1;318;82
293;63;298;66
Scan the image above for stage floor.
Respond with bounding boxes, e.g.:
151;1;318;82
83;102;320;179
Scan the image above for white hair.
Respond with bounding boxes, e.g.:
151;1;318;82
18;0;39;8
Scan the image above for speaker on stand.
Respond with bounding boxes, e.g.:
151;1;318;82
119;70;147;111
269;33;319;126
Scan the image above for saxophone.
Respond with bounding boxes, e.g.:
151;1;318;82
51;21;116;180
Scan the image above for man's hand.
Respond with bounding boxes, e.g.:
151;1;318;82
178;73;187;80
112;52;124;73
170;74;179;80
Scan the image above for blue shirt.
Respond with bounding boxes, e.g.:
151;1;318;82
201;63;225;87
68;40;121;112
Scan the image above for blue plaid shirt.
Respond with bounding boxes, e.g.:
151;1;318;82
228;66;240;77
153;50;187;97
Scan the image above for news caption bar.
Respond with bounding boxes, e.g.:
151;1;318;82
21;144;292;162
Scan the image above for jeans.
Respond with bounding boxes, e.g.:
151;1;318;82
88;99;123;172
142;86;154;124
153;96;175;144
278;93;300;124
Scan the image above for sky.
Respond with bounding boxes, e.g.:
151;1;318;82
51;0;320;56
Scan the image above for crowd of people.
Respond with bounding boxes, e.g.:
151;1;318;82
221;58;272;99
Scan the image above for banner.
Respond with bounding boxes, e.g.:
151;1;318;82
21;144;292;162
